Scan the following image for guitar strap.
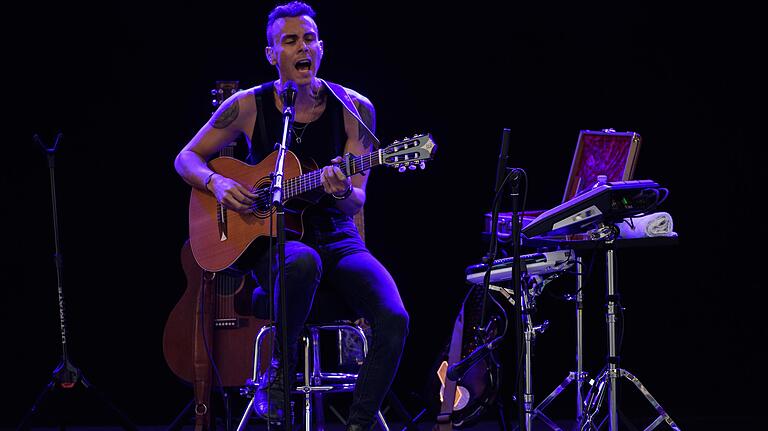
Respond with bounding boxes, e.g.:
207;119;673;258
319;79;380;148
436;304;465;431
192;272;215;430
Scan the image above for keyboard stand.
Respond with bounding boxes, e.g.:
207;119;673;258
584;239;681;430
525;230;681;430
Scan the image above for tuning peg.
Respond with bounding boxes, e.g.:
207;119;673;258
211;89;218;95
212;99;220;107
408;164;417;171
420;161;426;170
398;166;406;173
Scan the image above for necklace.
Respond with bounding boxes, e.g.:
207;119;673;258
274;80;325;144
292;122;309;144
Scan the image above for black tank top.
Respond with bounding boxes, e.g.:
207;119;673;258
249;81;349;224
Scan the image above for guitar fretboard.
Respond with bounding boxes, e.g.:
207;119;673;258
282;150;384;199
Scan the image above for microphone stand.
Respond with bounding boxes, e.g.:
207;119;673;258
17;134;137;431
271;82;296;429
463;129;527;430
478;128;510;332
452;163;524;428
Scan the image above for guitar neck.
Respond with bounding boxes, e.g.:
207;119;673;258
283;149;384;200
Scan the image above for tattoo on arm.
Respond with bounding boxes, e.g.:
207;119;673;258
357;102;376;147
210;98;240;129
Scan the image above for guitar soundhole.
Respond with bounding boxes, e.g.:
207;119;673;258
250;182;274;218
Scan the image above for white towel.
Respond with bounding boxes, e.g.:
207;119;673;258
618;212;676;239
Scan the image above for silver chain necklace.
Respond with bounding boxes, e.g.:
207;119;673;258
292;122;309;144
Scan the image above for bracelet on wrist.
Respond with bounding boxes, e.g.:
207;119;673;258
331;183;353;200
204;172;217;191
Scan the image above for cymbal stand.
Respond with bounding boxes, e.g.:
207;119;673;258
580;224;680;431
525;256;588;431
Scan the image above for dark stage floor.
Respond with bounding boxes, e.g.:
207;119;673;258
5;416;764;431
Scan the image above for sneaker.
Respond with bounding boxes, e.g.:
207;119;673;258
254;359;289;424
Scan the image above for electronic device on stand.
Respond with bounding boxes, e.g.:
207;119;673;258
484;129;682;430
481;128;641;430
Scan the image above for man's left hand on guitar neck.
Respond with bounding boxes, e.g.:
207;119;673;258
322;156;365;216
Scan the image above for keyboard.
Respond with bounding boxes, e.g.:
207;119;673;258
465;249;575;285
521;180;663;238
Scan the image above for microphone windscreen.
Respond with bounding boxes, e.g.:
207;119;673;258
281;80;298;109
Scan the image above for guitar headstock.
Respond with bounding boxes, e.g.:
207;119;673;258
211;80;239;112
382;133;437;172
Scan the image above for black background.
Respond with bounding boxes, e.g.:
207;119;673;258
4;0;765;428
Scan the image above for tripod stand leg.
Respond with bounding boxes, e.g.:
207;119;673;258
16;380;55;431
534;414;562;431
512;404;562;431
618;370;681;431
236;396;255;431
167;399;195;431
397;407;427;431
79;374;139;431
528;373;575;431
17;369;138;431
533;372;575;415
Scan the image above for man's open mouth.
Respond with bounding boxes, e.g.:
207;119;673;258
295;59;312;71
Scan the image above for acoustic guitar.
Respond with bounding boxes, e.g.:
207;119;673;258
189;133;437;271
162;239;271;386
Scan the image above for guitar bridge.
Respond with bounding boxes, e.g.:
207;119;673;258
214;318;239;328
217;202;228;241
215;318;250;329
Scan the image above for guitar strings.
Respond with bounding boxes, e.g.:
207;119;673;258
246;149;385;211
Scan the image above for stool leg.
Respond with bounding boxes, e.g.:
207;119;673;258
236;397;254;431
303;334;312;431
376;410;390;431
310;327;327;431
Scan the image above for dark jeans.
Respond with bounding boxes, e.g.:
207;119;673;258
231;212;409;427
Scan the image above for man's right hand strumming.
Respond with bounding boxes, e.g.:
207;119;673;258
206;173;257;214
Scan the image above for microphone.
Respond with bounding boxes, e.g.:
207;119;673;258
281;80;298;114
446;336;501;381
494;128;511;194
